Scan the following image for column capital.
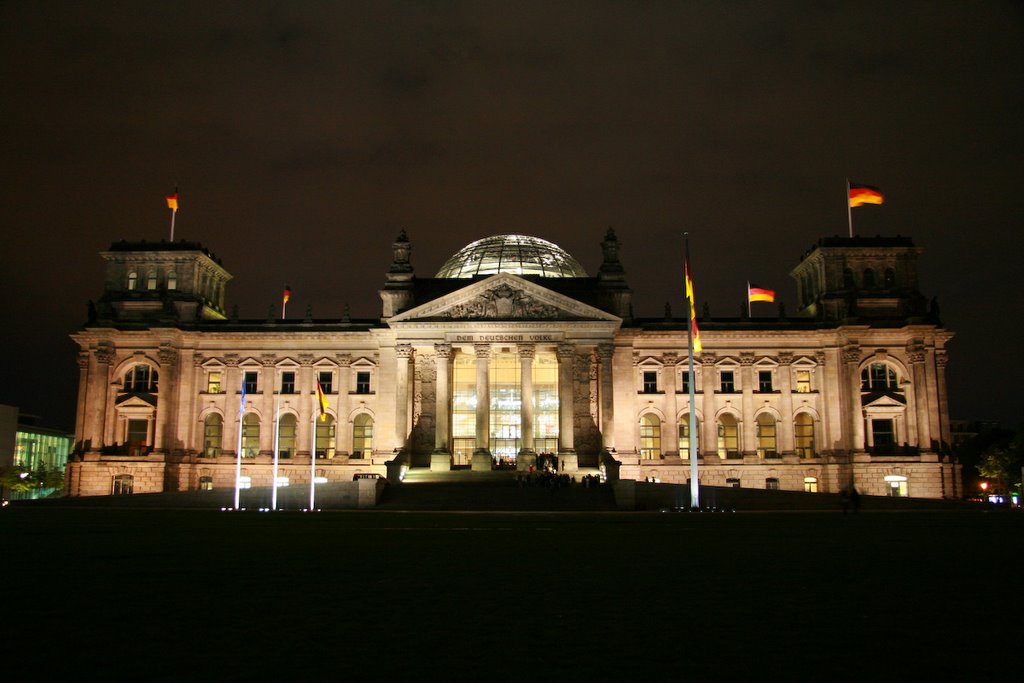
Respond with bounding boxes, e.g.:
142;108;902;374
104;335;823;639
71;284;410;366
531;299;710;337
777;351;793;366
260;354;276;367
158;344;177;367
597;343;614;361
223;354;240;367
557;342;575;360
739;352;755;366
842;345;861;365
396;343;414;359
434;343;453;359
474;343;491;360
700;352;717;366
662;351;678;366
299;353;315;366
815;351;826;366
336;353;352;367
94;342;115;365
77;351;90;369
518;343;536;360
935;349;948;368
191;351;205;368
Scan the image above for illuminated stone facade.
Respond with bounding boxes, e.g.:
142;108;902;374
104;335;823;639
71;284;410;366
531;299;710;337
66;232;959;499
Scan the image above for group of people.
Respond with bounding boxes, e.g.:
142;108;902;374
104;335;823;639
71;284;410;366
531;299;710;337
515;470;604;489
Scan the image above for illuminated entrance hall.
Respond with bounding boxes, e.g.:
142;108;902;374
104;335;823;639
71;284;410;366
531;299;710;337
450;349;559;467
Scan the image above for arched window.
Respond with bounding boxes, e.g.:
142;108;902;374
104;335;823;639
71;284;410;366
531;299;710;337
124;365;159;393
883;268;896;288
112;474;134;495
278;414;297;458
127;271;138;290
677;415;700;458
146;270;158;290
352;414;373;458
863;268;876;289
241;414;260;458
756;413;777;458
315;415;337;459
167;271;178;290
203;414;223;457
639;414;661;459
794;413;815;458
717;414;739;459
861;363;899;390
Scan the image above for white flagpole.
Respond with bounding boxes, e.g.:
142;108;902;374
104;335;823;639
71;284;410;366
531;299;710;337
310;393;317;511
272;395;281;511
234;389;245;510
685;233;700;510
846;178;853;238
170;208;176;242
746;281;751;318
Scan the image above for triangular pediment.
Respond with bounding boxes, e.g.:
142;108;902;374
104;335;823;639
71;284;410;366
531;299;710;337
389;274;621;324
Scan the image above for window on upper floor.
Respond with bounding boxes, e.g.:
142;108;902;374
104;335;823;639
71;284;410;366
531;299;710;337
167;271;177;290
278;414;296;458
884;268;896;288
757;370;773;393
861;363;899;391
795;413;816;458
124;365;158;393
843;268;855;289
717;414;739;458
355;371;371;394
639;414;661;459
642;370;658;394
206;372;222;394
203;414;222;457
756;413;778;458
243;371;258;394
127;271;138;290
795;370;812;393
863;268;876;289
871;419;896;448
720;370;735;393
146;271;158;290
318;371;334;394
679;370;690;394
281;371;296;394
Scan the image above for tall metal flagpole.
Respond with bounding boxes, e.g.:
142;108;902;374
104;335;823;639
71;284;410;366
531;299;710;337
846;178;853;238
272;396;281;511
310;393;317;511
685;233;700;509
234;386;246;510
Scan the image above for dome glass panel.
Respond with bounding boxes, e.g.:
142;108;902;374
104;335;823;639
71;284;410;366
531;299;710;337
436;234;587;278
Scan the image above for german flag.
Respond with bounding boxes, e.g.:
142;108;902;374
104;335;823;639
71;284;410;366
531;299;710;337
684;256;703;353
165;191;179;212
849;184;884;207
315;381;328;421
748;283;776;303
283;285;291;304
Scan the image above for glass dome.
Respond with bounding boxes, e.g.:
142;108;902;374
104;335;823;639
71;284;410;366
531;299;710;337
436;234;587;279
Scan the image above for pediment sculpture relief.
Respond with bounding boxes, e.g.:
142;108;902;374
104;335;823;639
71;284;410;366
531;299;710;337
443;283;563;319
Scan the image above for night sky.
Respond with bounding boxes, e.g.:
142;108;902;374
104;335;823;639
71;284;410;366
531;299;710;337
1;2;1021;431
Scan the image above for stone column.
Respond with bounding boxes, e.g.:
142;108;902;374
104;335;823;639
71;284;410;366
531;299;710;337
472;344;492;470
935;350;951;449
556;343;576;467
223;355;240;458
740;352;755;456
395;344;413;451
843;345;865;451
777;352;795;456
153;345;177;453
431;343;453;471
259;356;276;456
74;351;90;451
663;352;679;456
701;353;717;459
297;355;314;458
337;355;352;455
88;345;114;451
908;346;931;451
517;344;537;471
598;344;615;451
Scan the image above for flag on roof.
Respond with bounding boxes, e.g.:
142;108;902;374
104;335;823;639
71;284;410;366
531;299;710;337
849;184;884;207
748;283;776;304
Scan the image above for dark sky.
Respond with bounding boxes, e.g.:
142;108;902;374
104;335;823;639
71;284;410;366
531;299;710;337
1;1;1021;431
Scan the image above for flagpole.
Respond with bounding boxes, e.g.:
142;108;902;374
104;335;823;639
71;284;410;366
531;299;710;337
746;281;751;318
310;393;317;511
685;233;700;510
234;389;245;510
846;178;853;238
170;208;176;242
272;395;281;511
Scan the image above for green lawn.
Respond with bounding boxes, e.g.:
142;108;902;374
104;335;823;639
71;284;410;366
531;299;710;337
3;508;1019;681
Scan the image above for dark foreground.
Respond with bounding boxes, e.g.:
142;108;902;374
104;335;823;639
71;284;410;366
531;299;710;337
3;507;1020;681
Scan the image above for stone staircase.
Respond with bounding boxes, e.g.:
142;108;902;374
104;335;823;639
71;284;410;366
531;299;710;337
377;468;616;511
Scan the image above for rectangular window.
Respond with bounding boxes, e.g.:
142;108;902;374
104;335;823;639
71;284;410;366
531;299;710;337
281;371;296;394
642;370;658;393
318;371;333;394
804;477;818;493
766;478;780;490
355;371;371;394
126;419;149;456
720;370;735;393
679;371;690;394
243;371;258;394
795;370;811;393
725;478;741;489
872;419;896;448
758;370;773;392
207;372;222;394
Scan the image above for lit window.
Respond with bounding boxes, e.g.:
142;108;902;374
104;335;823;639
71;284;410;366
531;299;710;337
720;370;735;393
725;478;741;489
318;371;333;394
167;271;177;290
281;371;296;394
756;413;777;458
884;475;908;497
795;370;812;393
861;363;898;391
112;474;134;495
315;415;336;459
677;415;699;457
639;414;661;459
241;414;260;457
127;271;138;290
278;414;296;458
146;271;158;290
803;477;818;493
203;414;222;457
355;371;371;394
243;371;258;394
717;414;739;458
352;414;373;457
794;413;815;458
206;372;222;394
642;371;658;394
766;478;780;490
199;476;214;491
758;370;773;393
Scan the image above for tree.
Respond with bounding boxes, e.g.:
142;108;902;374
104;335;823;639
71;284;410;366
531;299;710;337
975;429;1023;500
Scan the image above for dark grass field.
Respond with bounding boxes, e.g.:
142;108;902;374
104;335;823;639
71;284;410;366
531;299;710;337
2;507;1020;681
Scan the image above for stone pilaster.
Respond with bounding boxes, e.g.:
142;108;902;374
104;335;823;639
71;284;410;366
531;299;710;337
701;353;717;459
223;355;240;458
935;350;950;448
777;352;795;455
842;345;864;451
297;354;314;458
153;344;176;452
907;344;931;450
663;352;679;455
395;344;413;451
740;352;755;456
336;354;352;455
598;343;615;451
